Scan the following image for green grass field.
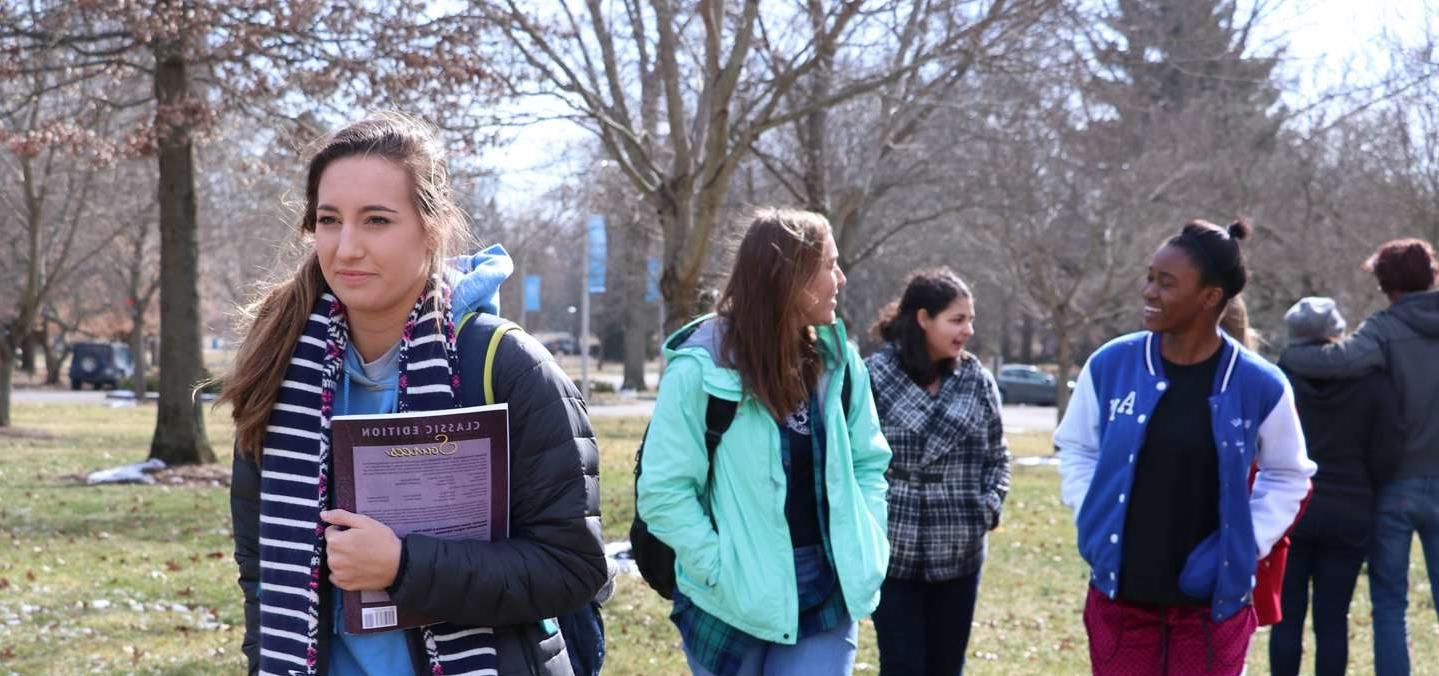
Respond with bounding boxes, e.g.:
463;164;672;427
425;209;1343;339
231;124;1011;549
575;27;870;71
1;403;1435;674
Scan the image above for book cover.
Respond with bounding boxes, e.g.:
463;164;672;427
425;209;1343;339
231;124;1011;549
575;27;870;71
330;403;510;634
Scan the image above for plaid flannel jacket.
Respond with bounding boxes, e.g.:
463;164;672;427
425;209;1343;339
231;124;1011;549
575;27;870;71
866;345;1011;581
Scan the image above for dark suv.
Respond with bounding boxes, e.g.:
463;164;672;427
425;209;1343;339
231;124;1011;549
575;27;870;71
69;342;134;390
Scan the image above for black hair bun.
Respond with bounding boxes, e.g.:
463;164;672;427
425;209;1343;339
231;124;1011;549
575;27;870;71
1228;219;1252;241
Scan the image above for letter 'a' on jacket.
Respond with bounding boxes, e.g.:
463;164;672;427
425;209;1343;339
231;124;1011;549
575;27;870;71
636;314;893;644
1055;331;1316;621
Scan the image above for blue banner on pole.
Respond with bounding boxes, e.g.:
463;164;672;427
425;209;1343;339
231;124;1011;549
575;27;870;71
645;257;661;303
587;214;606;294
524;275;542;312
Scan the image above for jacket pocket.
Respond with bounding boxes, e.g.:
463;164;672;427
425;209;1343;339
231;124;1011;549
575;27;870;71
1177;530;1222;600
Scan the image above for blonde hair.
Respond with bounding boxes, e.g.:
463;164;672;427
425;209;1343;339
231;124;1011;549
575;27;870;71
221;112;472;457
1219;294;1265;350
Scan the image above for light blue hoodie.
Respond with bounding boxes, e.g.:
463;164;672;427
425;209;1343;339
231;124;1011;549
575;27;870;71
446;243;514;320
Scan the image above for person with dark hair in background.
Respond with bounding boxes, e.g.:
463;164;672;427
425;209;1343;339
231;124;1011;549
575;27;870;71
636;208;892;676
865;268;1010;676
1270;297;1404;676
1281;238;1439;676
1057;220;1315;675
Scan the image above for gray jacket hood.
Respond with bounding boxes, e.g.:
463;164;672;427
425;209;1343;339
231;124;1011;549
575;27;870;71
1385;290;1439;338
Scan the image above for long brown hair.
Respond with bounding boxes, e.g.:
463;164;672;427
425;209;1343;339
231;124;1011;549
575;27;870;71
221;112;471;457
717;208;831;420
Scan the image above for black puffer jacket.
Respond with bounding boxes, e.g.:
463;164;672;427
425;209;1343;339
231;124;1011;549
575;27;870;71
1280;364;1405;548
231;324;607;675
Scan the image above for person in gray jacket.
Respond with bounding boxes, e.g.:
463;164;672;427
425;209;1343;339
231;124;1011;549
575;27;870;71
1280;238;1439;676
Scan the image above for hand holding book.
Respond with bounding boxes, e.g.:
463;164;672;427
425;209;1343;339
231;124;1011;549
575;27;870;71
330;403;511;633
321;509;402;591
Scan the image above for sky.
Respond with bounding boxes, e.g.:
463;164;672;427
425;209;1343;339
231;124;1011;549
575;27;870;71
479;0;1435;210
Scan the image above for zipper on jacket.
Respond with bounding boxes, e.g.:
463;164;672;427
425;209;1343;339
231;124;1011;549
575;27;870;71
521;623;542;676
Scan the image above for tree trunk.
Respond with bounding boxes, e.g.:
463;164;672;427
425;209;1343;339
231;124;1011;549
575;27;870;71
0;345;12;427
6;154;46;425
1054;323;1074;429
1020;314;1036;364
655;190;712;335
999;298;1013;362
621;226;651;392
128;218;152;399
130;314;148;399
660;265;708;336
42;322;65;386
20;332;37;375
148;33;214;465
799;0;834;217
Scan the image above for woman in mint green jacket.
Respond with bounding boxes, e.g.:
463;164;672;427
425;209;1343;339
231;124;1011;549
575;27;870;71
637;208;892;676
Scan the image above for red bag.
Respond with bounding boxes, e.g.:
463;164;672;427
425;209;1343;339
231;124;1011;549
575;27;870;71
1248;464;1312;626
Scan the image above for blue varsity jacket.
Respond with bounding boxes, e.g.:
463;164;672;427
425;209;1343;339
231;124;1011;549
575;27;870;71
1055;331;1315;621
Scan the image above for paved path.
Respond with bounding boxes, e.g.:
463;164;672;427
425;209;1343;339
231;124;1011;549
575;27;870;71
1001;404;1058;434
590;398;1059;434
11;389;106;404
14;387;1059;434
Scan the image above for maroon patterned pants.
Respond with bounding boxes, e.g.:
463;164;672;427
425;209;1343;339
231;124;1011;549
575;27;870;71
1083;586;1257;675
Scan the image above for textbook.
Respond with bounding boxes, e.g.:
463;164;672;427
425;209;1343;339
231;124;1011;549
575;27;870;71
330;403;510;634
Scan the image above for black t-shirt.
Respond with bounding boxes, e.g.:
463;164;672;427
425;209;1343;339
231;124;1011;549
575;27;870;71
1119;348;1223;606
784;421;823;547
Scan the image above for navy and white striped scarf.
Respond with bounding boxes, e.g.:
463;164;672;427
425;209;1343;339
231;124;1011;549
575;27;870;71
257;277;498;675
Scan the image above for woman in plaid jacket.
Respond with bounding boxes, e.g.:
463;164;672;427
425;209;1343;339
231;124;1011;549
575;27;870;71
865;268;1011;676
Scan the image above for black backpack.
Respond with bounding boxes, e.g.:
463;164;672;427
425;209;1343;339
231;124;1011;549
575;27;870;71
456;312;606;676
630;364;853;599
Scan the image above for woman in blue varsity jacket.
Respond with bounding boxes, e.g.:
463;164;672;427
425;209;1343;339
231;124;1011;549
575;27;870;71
1055;220;1315;675
865;268;1010;676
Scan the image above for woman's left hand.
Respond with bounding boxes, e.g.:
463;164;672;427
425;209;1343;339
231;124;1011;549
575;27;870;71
321;509;402;591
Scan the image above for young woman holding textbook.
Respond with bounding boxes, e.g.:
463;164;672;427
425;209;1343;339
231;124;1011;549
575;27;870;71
224;112;606;675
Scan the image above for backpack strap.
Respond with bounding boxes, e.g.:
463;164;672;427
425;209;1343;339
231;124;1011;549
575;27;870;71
699;364;849;457
699;396;735;527
703;396;738;460
455;311;521;406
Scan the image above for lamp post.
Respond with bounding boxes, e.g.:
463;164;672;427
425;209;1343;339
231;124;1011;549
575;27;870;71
580;219;591;401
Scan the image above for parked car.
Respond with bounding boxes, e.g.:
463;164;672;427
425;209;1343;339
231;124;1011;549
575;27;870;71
542;336;579;356
69;342;134;390
996;364;1070;406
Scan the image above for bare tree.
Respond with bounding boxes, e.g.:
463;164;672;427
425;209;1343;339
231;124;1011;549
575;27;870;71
0;67;125;425
757;0;1061;278
1;1;506;462
485;0;1011;331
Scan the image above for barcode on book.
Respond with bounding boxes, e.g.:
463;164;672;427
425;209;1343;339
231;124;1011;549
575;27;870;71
362;606;398;630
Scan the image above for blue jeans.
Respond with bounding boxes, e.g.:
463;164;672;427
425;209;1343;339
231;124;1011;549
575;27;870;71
683;621;858;676
1369;476;1439;676
1268;534;1366;676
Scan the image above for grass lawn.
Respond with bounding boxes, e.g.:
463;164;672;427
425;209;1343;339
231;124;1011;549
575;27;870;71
2;403;1436;674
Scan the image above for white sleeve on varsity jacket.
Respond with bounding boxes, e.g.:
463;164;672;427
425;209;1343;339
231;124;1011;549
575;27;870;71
1251;381;1317;558
1056;360;1102;523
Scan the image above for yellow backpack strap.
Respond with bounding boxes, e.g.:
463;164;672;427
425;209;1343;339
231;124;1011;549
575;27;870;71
457;311;479;336
456;312;521;405
483;322;520;406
